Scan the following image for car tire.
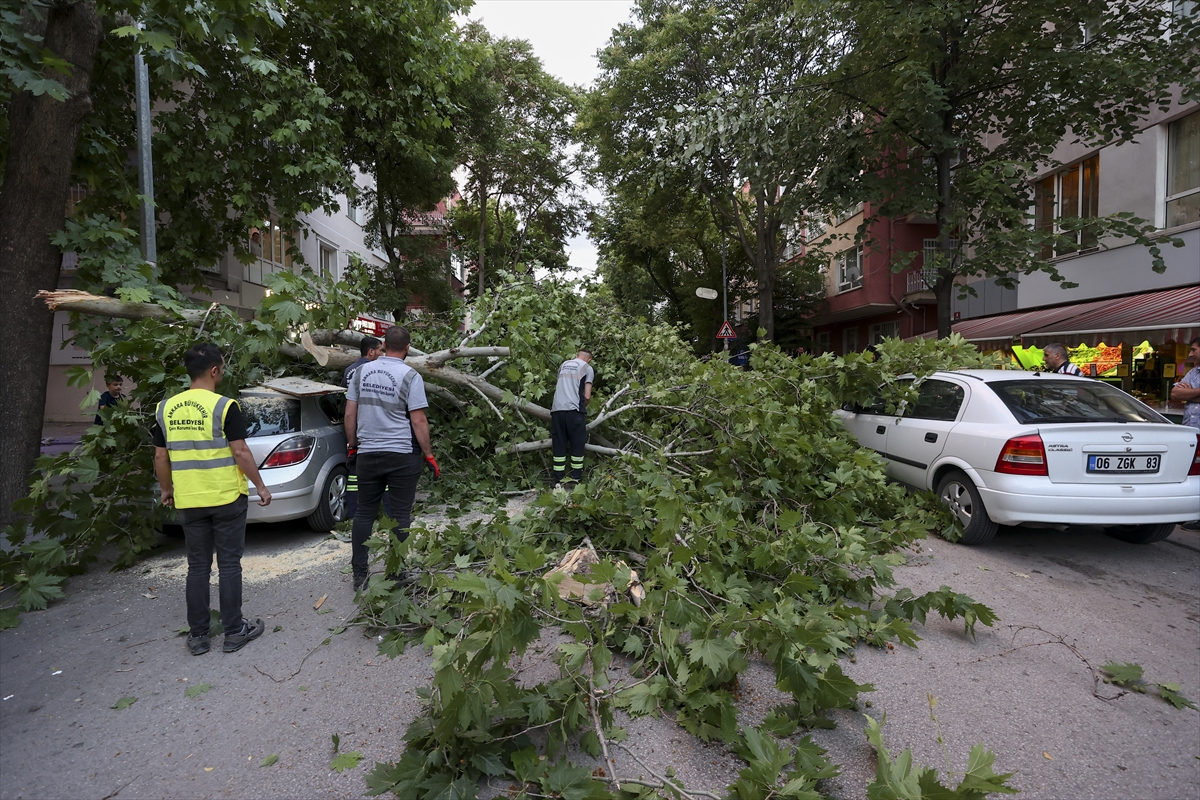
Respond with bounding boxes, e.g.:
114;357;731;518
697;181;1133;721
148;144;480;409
308;466;348;532
1103;523;1176;545
936;469;998;545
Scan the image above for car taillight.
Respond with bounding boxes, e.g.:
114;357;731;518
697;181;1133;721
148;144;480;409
261;435;314;468
995;434;1048;476
1190;434;1200;477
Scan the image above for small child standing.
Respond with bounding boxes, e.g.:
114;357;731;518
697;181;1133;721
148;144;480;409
94;374;124;425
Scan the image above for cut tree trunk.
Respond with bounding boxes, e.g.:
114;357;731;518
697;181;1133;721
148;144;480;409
0;3;103;528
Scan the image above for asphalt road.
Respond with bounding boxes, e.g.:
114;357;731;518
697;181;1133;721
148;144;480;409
1;521;1197;800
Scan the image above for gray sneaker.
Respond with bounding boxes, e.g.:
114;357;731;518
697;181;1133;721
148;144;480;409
223;618;264;653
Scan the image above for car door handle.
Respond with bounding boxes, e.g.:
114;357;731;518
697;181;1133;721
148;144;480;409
876;426;887;435
924;432;938;443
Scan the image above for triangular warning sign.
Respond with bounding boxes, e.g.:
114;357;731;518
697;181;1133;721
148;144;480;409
716;320;737;339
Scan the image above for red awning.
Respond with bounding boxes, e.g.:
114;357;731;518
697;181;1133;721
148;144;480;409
1019;284;1200;346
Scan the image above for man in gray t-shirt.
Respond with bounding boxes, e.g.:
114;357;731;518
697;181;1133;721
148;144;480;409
344;325;438;590
550;350;594;484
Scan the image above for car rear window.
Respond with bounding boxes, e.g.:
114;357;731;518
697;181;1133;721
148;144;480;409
990;380;1168;424
240;396;302;437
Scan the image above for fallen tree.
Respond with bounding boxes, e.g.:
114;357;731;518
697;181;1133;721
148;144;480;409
11;276;1018;800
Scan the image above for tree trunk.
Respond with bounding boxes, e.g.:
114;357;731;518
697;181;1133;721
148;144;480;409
0;2;102;528
935;147;955;338
754;191;775;341
476;177;487;297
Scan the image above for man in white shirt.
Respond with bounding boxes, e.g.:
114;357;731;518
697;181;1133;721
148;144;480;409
1043;343;1082;376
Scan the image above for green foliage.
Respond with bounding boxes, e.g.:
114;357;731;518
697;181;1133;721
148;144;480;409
864;715;1017;799
1101;662;1198;709
454;23;587;294
261;754;280;767
112;697;137;711
351;279;1000;798
332;752;364;773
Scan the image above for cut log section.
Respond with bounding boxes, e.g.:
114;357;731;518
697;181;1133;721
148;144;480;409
543;538;645;607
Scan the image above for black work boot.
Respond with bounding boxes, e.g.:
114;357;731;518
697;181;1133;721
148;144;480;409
223;618;264;653
353;573;370;592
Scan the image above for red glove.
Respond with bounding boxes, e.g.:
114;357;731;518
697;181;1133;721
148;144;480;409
424;454;440;480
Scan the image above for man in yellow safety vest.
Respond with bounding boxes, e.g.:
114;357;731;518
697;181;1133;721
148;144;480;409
153;343;272;655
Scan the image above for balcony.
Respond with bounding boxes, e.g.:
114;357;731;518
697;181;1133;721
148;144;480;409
906;269;938;294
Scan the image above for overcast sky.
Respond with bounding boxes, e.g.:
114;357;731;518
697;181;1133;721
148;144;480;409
467;0;637;279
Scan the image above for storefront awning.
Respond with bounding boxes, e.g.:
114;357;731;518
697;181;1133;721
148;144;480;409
1019;285;1200;347
910;285;1200;349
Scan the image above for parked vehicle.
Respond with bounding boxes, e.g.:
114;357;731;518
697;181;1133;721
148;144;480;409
835;370;1200;545
239;384;349;530
159;380;349;534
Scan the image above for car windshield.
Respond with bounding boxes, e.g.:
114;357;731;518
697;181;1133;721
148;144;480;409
990;380;1168;424
240;396;302;437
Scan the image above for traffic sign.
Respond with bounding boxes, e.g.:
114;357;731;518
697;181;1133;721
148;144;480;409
716;320;736;339
695;287;718;300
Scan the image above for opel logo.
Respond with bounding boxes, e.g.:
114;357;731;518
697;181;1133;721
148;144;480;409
1121;433;1133;442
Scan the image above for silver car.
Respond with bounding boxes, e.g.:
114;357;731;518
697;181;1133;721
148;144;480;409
239;383;349;531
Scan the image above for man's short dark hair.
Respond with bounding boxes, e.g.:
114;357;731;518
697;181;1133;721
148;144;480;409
104;372;122;384
184;342;225;379
360;336;381;357
578;346;593;357
1044;343;1069;360
384;325;411;353
1191;336;1200;348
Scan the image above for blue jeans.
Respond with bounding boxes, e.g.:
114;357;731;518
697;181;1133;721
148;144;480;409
178;494;248;636
351;451;423;577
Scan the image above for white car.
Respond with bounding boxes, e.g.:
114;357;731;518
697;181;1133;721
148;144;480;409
836;370;1200;545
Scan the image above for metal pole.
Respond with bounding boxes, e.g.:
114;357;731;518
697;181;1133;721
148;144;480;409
134;46;157;274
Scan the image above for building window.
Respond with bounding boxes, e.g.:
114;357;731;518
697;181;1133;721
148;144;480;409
835;246;863;292
843;327;859;354
814;331;831;354
1034;154;1099;257
869;321;900;344
243;219;294;286
347;194;364;225
834;202;864;226
1167;111;1200;229
318;244;338;278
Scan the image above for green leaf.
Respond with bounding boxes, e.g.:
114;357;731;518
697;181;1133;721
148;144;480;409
1157;683;1198;711
686;635;737;674
331;733;340;754
261;754;279;767
112;697;137;710
184;682;213;699
330;751;363;772
1101;661;1144;687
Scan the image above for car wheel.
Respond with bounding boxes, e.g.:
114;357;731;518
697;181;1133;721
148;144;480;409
1103;523;1176;545
307;466;348;532
936;469;998;545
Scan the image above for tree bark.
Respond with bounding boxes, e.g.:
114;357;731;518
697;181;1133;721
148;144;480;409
0;2;102;528
476;176;487;297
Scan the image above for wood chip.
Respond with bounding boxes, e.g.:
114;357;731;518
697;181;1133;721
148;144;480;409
313;594;327;610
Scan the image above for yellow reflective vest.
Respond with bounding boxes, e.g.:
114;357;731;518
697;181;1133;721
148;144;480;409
156;389;246;509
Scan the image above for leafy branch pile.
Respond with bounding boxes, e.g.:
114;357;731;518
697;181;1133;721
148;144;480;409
4;271;1016;796
344;284;1013;799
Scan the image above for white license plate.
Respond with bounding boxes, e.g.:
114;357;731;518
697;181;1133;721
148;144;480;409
1087;454;1161;474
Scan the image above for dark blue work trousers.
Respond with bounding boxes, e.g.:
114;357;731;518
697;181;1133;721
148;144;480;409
178;494;248;637
351;451;423;577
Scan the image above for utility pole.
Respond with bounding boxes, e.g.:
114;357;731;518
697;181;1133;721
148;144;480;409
720;228;729;352
134;44;157;275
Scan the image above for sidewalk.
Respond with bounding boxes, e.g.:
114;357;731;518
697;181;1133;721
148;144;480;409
40;421;89;456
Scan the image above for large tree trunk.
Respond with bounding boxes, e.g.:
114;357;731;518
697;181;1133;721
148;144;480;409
935;147;955;338
476;176;487;297
0;2;102;528
754;191;775;341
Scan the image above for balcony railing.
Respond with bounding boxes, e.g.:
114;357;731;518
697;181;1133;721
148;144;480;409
906;269;938;294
